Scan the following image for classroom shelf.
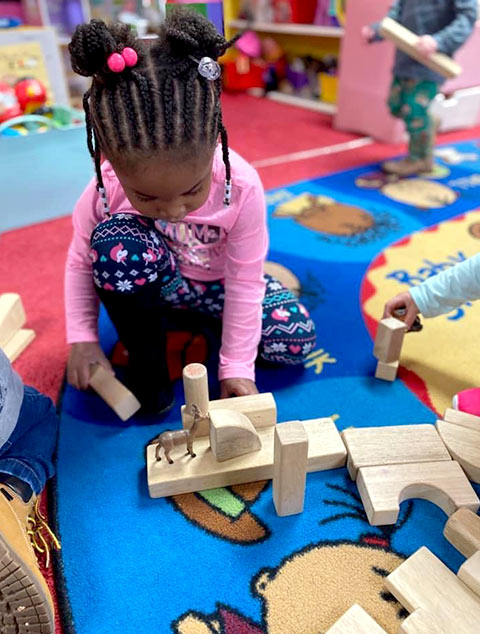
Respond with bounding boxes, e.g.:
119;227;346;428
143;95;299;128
266;91;337;114
229;19;344;38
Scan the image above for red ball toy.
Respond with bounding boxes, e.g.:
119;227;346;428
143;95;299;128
0;82;22;123
15;78;47;114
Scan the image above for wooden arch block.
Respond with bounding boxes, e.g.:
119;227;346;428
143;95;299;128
385;547;480;633
437;420;480;483
444;508;480;558
325;604;387;633
209;409;261;462
357;461;479;526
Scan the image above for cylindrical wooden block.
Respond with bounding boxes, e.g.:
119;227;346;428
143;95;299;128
183;363;209;417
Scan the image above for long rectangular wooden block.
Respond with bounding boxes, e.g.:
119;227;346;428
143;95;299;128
375;360;398;382
379;17;462;79
458;551;480;598
385;547;480;633
342;424;451;480
181;392;277;437
148;417;346;498
373;317;405;363
444;408;480;432
399;610;446;634
325;604;387;633
444;508;480;558
2;328;35;363
273;422;308;516
89;364;141;421
0;293;26;348
357;461;479;526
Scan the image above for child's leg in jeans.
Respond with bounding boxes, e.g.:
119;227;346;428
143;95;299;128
90;213;189;412
403;79;438;161
260;275;317;365
0;386;58;500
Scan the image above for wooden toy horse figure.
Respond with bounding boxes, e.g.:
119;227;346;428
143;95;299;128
153;404;204;465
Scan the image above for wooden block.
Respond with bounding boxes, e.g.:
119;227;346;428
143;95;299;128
385;547;480;633
264;261;300;297
183;363;209;417
458;551;480;598
357;461;479;526
325;604;387;633
444;508;480;558
342;424;451;480
444;408;480;432
0;293;26;347
399;610;446;634
373;317;405;363
2;328;35;363
89;364;141;421
209;409;261;462
273;422;308;516
436;420;480;483
375;360;399;382
379;17;462;80
147;417;346;498
182;392;277;437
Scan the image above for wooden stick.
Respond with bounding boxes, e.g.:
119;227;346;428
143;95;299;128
89;364;141;421
379;17;462;80
0;293;26;348
273;422;308;516
182;363;209;417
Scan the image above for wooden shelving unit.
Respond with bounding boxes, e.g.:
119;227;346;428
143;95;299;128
229;19;344;38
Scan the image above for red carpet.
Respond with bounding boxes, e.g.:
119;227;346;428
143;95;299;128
2;93;480;634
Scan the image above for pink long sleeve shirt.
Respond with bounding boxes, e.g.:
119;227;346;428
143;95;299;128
65;146;268;381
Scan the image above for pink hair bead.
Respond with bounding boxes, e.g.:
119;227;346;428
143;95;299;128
107;52;125;73
122;47;138;67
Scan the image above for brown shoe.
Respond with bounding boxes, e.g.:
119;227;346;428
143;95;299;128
0;485;60;633
381;157;433;176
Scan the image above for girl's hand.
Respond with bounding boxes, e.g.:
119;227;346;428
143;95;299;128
220;378;259;399
362;25;375;43
416;35;438;57
383;291;420;331
67;342;114;391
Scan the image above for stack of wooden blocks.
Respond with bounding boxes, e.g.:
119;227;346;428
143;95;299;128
0;293;35;362
373;317;406;382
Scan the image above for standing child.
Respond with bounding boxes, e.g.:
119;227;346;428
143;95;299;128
363;0;477;176
65;11;316;415
0;348;59;633
384;252;480;415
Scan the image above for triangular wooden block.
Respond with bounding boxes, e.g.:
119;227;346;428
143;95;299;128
436;420;480;483
325;604;387;633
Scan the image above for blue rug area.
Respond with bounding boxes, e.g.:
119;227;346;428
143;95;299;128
56;141;480;634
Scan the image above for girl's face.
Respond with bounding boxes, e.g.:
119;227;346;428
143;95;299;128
112;148;215;222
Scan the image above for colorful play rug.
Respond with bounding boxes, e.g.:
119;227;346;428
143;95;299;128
55;141;480;634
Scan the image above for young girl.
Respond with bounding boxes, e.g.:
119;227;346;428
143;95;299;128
66;10;316;414
384;252;480;415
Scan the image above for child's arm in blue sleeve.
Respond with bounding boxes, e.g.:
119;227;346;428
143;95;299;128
410;253;480;317
433;0;477;55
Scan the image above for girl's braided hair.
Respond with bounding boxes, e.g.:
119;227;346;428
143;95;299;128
69;9;240;199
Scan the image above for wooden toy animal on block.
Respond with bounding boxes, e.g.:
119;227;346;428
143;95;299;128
325;604;387;633
356;461;479;526
153;404;202;465
88;363;141;422
373;317;406;381
273;421;308;516
444;508;480;558
385;547;480;633
0;293;36;362
209;409;261;462
342;424;451;479
379;17;462;79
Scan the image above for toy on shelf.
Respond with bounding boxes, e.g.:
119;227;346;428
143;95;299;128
14;77;47;113
147;363;347;499
0;293;35;363
0;82;22;123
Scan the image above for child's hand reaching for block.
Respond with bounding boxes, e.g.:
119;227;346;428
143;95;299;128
220;378;259;399
383;291;420;331
68;342;114;391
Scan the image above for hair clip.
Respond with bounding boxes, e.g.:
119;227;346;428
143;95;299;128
97;185;111;216
224;178;232;207
107;47;138;73
190;56;221;81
